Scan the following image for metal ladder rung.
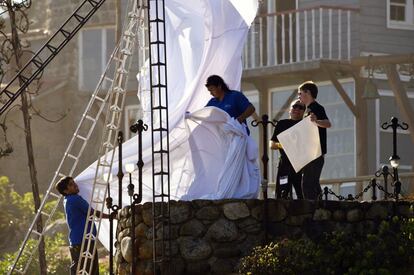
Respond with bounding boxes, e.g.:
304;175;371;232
149;18;165;23
31;58;44;69
84;115;97;123
106;123;118;130
94;95;106;103
154;171;169;176
128;11;139;19
46;44;58;54
103;142;114;149
114;87;125;94
60;29;71;39
92;199;104;204
56;172;67;178
152;106;167;110
31;230;42;237
40;211;50;218
99;160;111;167
104;76;114;83
151;62;166;67
66;153;78;160
117;68;128;74
3;89;15;99
87;0;99;7
75;134;87;141
123;30;136;37
153;127;168;132
74;13;85;23
110;105;122;113
154;149;168;154
151;84;167;88
49;192;61;199
120;48;132;56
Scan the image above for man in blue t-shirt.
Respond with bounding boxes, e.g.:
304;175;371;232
205;75;255;132
56;176;111;275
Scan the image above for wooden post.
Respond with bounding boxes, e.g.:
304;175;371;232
384;64;414;145
354;73;369;196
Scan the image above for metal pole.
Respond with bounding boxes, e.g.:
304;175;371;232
251;114;276;244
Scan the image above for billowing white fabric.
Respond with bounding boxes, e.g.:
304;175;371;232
277;116;322;172
181;107;259;200
75;0;259;250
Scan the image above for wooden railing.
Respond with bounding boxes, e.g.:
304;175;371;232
243;6;359;69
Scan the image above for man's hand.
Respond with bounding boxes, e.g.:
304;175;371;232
309;112;317;122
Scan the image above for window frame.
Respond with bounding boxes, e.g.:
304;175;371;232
78;26;116;91
387;0;414;30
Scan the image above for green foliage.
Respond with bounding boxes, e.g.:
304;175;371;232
239;218;414;275
0;233;71;274
0;176;69;273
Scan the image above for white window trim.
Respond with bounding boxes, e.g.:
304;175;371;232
78;27;115;91
387;0;414;30
375;89;414;170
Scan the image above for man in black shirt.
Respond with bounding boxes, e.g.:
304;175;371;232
298;81;331;200
270;100;306;199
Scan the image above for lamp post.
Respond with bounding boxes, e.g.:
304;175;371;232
126;119;147;275
381;117;408;200
105;132;124;275
251;114;276;244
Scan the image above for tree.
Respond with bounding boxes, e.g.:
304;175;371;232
0;1;47;273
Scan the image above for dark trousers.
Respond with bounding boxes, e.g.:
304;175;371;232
276;163;304;199
69;244;99;275
302;155;324;200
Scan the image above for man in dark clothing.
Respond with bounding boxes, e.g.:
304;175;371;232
55;176;111;275
270;100;306;199
298;81;331;200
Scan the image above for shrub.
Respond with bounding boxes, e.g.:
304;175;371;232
239;217;414;275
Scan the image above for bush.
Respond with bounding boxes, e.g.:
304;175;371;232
239;217;414;275
0;233;71;274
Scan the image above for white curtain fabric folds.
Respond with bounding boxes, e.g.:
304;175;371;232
75;0;259;250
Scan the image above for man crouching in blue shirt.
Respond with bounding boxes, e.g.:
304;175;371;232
205;75;255;134
55;176;111;275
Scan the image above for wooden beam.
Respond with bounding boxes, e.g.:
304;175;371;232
273;90;297;122
351;54;414;67
384;64;414;145
322;64;358;117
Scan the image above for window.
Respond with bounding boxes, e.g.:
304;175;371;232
78;27;115;91
387;0;414;30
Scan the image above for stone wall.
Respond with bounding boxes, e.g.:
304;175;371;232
114;199;414;275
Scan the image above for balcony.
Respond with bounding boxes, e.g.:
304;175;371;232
243;6;359;72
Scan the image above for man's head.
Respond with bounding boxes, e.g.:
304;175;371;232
205;75;229;99
55;176;79;196
298;81;318;106
289;100;306;120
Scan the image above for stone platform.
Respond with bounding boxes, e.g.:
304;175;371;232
114;199;413;275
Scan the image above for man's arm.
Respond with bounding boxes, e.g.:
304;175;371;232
237;104;255;123
309;112;331;128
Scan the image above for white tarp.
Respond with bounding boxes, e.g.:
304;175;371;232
75;0;258;250
182;107;259;200
276;116;322;172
